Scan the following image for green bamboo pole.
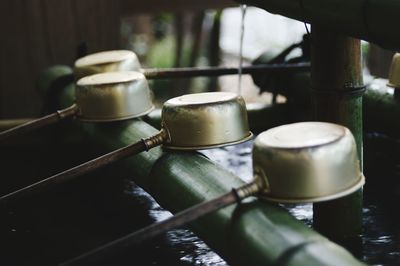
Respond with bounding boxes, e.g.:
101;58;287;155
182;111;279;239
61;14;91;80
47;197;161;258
38;69;75;111
42;68;364;266
36;65;73;95
79;120;364;266
311;26;364;253
364;85;400;137
236;0;400;50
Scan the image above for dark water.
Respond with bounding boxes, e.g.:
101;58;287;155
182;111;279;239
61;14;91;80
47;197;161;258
0;129;399;265
123;183;227;266
361;133;400;265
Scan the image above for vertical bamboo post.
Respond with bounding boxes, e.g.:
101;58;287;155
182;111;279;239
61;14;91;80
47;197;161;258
311;25;364;254
208;10;222;92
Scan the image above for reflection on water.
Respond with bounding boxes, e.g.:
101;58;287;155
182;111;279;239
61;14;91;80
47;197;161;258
361;133;400;265
169;231;227;266
200;141;253;182
285;204;313;227
362;201;400;265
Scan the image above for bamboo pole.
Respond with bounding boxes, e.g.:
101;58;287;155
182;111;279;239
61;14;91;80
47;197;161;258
364;86;400;137
76;120;364;266
311;25;364;253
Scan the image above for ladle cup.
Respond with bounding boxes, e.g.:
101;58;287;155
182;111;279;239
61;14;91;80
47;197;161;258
74;50;141;81
60;122;365;266
0;71;153;142
0;91;252;203
387;52;400;89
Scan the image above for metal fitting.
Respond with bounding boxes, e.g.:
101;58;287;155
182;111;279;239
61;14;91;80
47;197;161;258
56;104;79;119
142;129;168;151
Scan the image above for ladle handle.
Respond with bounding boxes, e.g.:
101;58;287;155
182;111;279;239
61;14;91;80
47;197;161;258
0;131;166;204
0;104;78;142
60;181;261;266
141;62;310;79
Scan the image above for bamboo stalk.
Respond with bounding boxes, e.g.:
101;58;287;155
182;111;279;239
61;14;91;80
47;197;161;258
364;86;400;137
311;25;364;253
